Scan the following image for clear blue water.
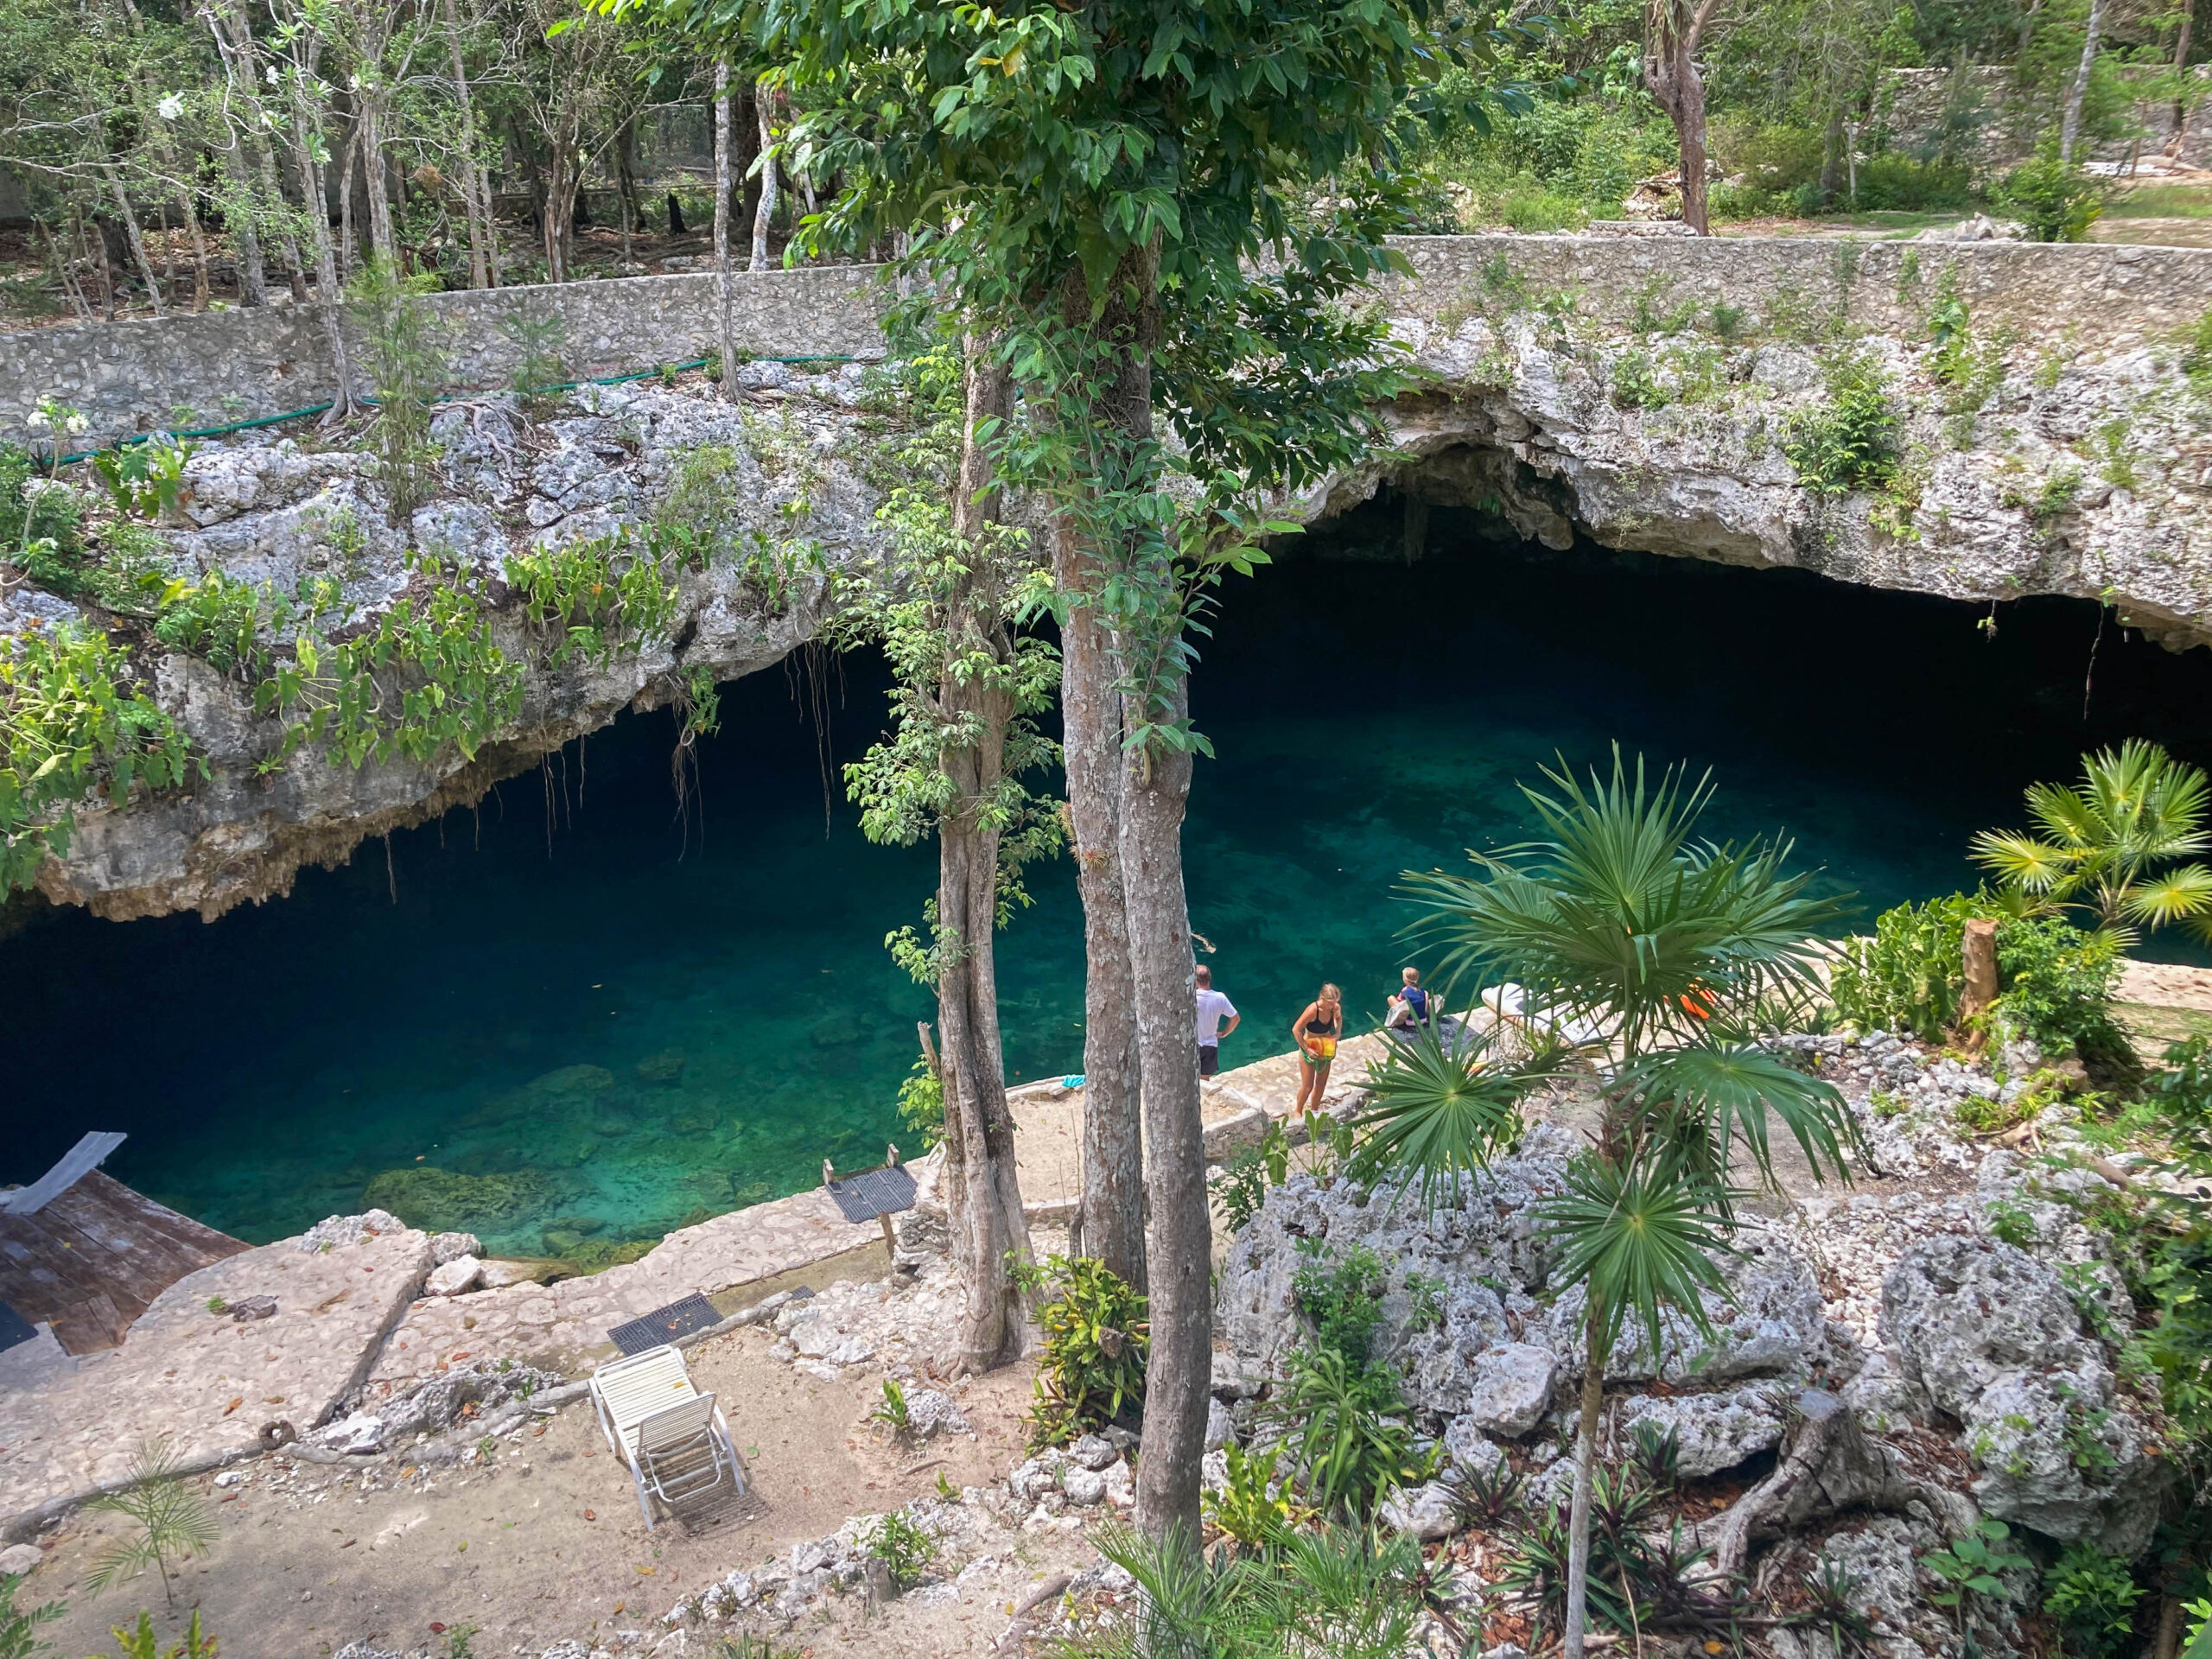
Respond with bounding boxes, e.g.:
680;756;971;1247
5;513;2207;1255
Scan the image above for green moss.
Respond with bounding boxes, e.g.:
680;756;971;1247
359;1166;569;1233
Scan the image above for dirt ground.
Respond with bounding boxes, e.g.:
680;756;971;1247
22;1287;1069;1659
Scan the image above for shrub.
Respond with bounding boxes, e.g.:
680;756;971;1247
2044;1542;2144;1659
1;445;84;563
893;1058;944;1149
1993;916;2125;1064
1201;1440;1309;1548
2149;1037;2212;1133
153;572;272;678
0;1571;64;1659
1015;1254;1148;1446
1783;351;1900;496
1263;1345;1429;1519
1210;1146;1270;1234
1289;1241;1389;1370
1995;159;2105;243
346;257;447;524
1830;893;1986;1039
861;1510;938;1590
2;624;197;894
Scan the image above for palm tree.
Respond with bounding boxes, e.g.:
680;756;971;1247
1971;739;2212;947
1396;749;1859;1659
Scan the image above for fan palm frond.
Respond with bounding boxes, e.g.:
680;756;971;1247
1537;1152;1734;1363
1620;1042;1860;1194
1969;829;2078;899
1352;1021;1560;1208
2120;863;2212;931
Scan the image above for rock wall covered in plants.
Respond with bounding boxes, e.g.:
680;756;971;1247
1302;235;2212;654
4;235;2209;922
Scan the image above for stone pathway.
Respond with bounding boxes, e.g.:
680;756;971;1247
0;1221;428;1538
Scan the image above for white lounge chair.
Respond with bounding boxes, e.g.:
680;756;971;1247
589;1343;743;1528
1482;982;1614;1052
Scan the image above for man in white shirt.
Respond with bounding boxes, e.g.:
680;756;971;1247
1194;965;1240;1079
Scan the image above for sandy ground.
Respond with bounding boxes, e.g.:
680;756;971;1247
24;1299;1064;1659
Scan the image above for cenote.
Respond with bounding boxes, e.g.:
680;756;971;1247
6;505;2209;1257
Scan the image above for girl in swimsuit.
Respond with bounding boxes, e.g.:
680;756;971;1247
1291;982;1344;1120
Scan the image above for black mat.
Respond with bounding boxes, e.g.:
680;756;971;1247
0;1300;34;1355
607;1292;722;1356
825;1163;918;1224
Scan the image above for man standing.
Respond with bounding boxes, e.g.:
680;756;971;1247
1194;964;1239;1079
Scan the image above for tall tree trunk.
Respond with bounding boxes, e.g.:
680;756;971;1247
937;346;1034;1374
616;118;642;266
1819;115;1842;207
1057;518;1145;1293
102;167;167;318
1643;0;1720;235
2061;0;2107;164
750;90;779;272
442;0;493;289
339;118;365;282
1561;1298;1608;1659
363;101;398;267
2170;10;2196;154
1066;246;1211;1548
285;90;357;421
713;67;738;403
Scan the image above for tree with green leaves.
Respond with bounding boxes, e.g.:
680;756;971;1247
1972;739;2212;949
1403;751;1858;1659
837;344;1063;1373
609;0;1523;1539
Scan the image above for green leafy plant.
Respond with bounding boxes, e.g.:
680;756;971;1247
153;573;272;679
861;1510;938;1590
893;1057;944;1150
1497;1458;1736;1643
1784;350;1901;497
1289;1242;1390;1370
505;528;683;668
1262;1344;1429;1520
871;1378;912;1436
1829;892;1984;1039
347;258;447;524
1991;916;2127;1067
1440;1453;1524;1529
1996;158;2105;243
1201;1440;1309;1548
91;435;197;523
0;1572;63;1659
1972;741;2212;949
1921;1518;2032;1646
2;623;198;895
1013;1254;1148;1446
1986;1198;2037;1247
1209;1146;1270;1234
85;1609;217;1659
82;1442;219;1609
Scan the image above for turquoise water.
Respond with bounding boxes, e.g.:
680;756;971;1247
4;519;2207;1255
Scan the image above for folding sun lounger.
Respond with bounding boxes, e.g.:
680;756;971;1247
588;1342;744;1529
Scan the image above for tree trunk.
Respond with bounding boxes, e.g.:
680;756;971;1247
2061;0;2107;165
750;91;779;272
937;346;1035;1375
338;118;365;282
442;0;493;289
102;167;167;318
362;101;398;269
286;92;356;421
1643;0;1719;235
1561;1297;1607;1659
713;68;738;403
1819;115;1842;207
1960;918;1999;1044
2170;10;2196;154
1058;517;1146;1293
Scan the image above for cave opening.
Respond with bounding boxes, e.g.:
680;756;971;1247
3;498;2206;1249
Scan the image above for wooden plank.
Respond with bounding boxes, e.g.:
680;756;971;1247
0;1132;127;1216
0;1172;248;1355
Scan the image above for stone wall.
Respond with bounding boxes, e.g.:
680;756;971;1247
1381;235;2212;354
0;264;893;449
10;236;2209;453
1877;65;2212;170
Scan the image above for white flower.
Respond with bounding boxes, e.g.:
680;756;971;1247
347;73;360;92
26;410;49;429
264;65;279;86
158;92;186;120
65;416;87;435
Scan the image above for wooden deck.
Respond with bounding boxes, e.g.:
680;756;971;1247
0;1170;249;1355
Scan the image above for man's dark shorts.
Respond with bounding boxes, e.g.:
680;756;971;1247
1199;1043;1220;1077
